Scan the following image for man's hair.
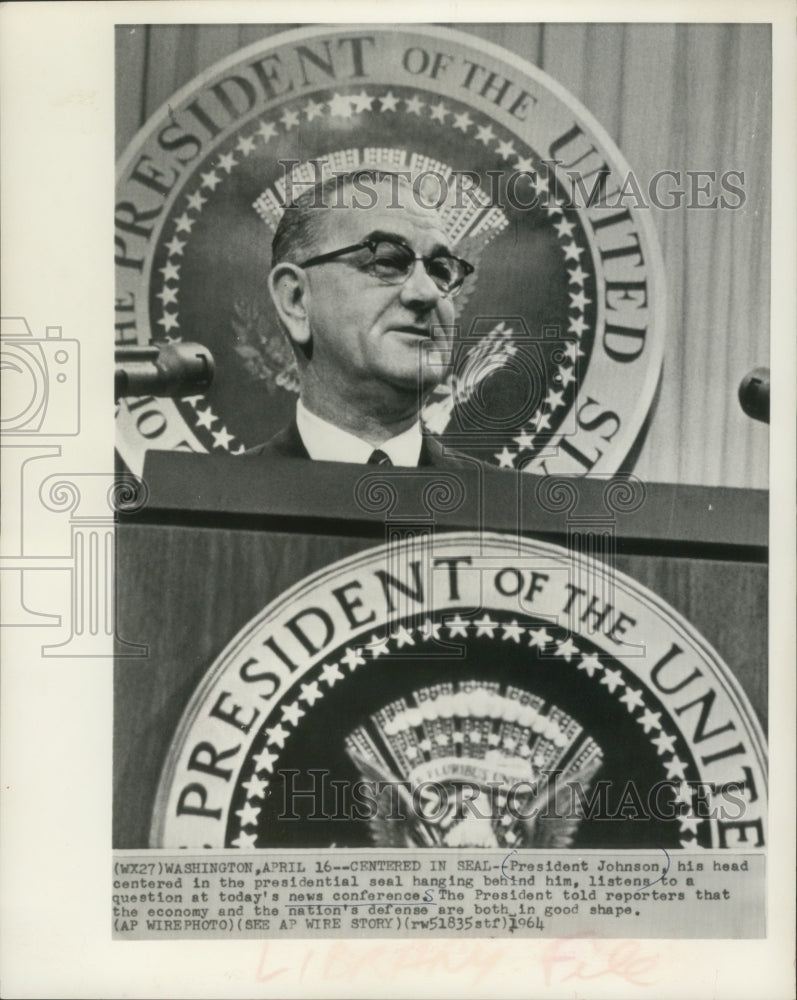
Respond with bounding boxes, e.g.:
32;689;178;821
271;168;412;268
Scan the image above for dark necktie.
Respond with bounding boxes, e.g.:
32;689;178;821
367;449;393;466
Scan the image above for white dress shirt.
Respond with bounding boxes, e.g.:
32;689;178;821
296;400;423;466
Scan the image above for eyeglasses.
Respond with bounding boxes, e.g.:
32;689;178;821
296;236;474;297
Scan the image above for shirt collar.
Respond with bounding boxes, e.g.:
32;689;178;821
296;400;423;466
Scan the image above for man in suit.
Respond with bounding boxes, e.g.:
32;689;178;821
247;168;475;467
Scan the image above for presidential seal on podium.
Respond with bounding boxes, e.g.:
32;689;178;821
151;534;766;851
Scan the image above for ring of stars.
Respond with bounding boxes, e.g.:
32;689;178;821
229;609;697;847
153;86;594;465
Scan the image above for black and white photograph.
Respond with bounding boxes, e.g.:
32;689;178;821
1;3;795;998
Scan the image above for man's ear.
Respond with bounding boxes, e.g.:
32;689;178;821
267;263;312;347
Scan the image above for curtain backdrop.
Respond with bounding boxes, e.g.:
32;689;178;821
116;22;771;489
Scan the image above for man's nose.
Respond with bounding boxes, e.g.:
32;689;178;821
398;259;444;310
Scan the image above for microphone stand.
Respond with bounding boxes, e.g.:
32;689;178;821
115;342;215;401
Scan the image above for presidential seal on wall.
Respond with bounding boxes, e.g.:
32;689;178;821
151;534;766;851
116;25;665;475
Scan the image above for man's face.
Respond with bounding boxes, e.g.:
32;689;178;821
301;180;458;395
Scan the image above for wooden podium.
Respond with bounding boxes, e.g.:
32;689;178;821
115;452;767;849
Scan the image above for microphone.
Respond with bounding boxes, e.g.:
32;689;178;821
115;342;215;400
738;367;769;424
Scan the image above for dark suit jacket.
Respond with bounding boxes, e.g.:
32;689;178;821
245;419;475;469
